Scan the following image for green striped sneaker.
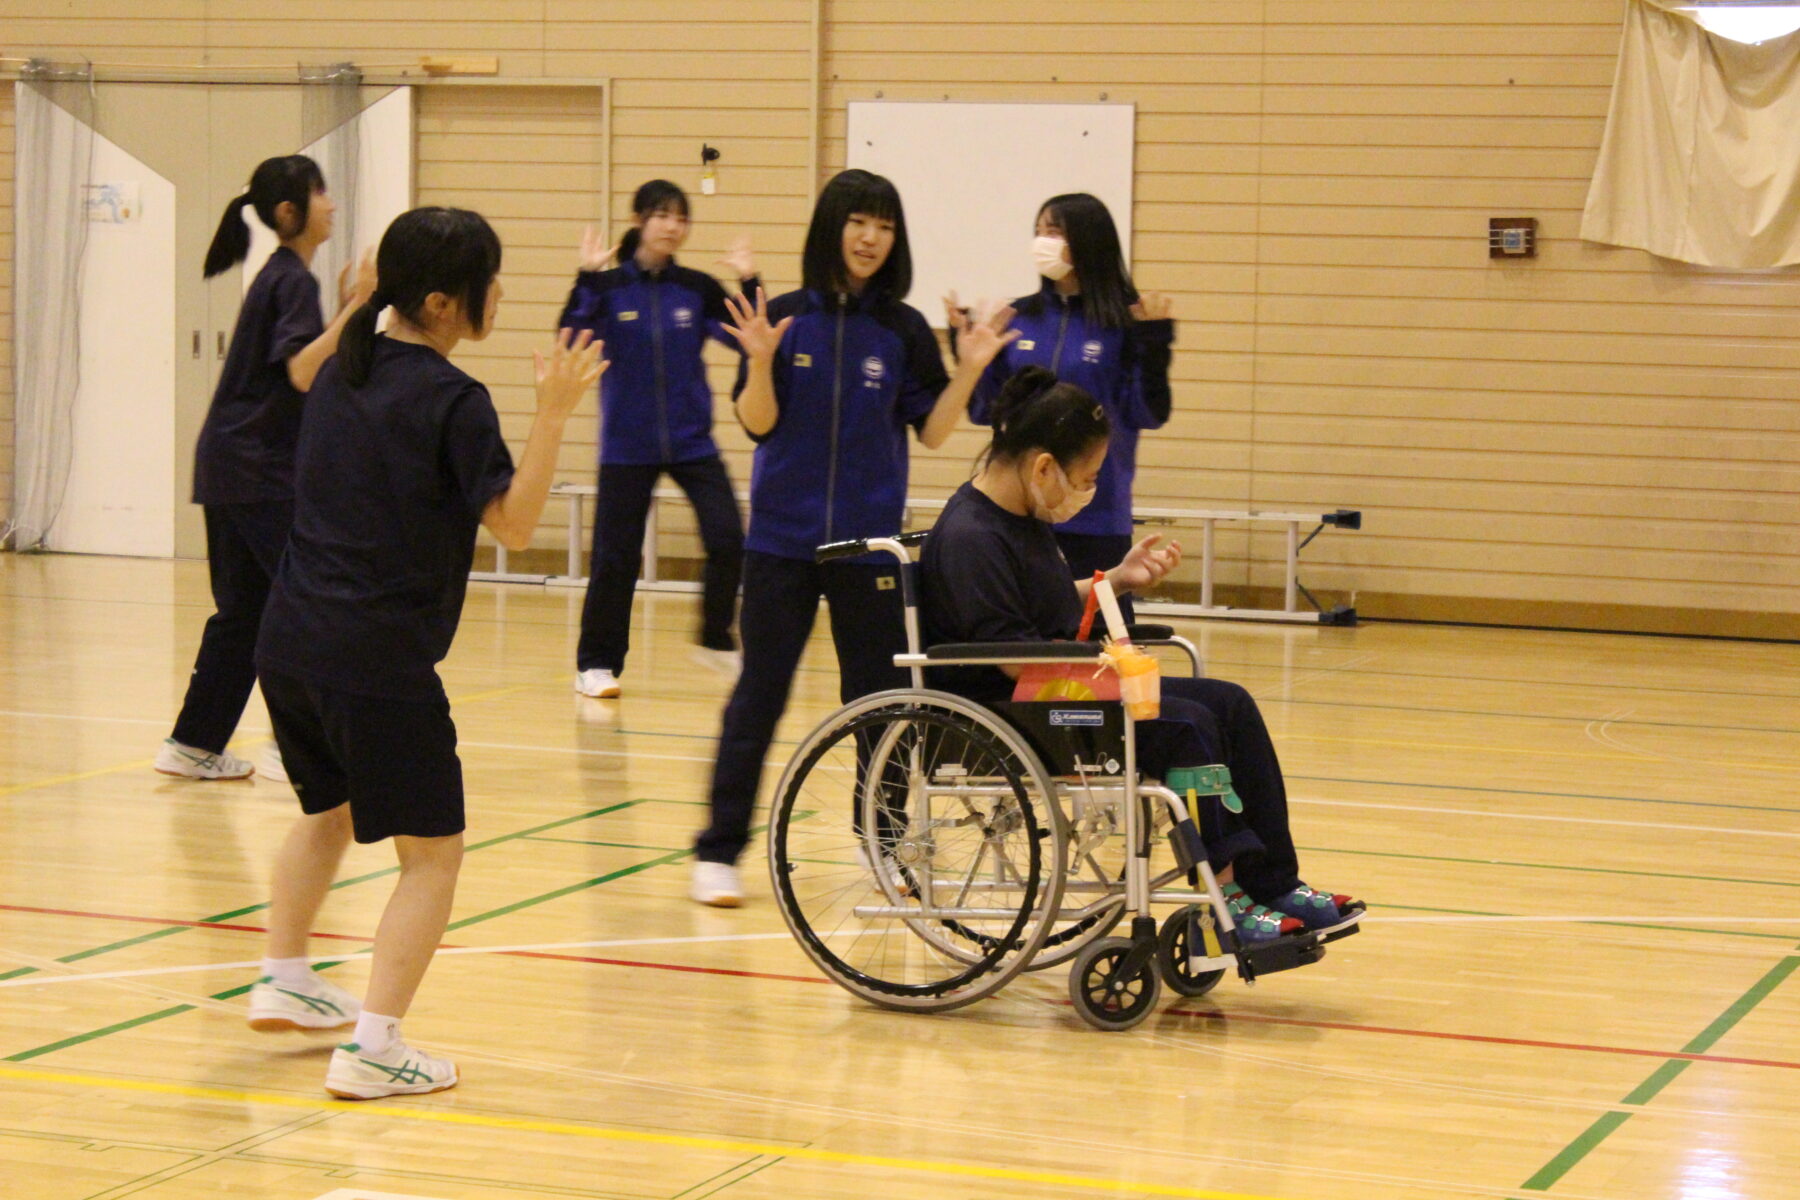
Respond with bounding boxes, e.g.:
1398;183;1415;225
326;1039;459;1100
247;976;359;1032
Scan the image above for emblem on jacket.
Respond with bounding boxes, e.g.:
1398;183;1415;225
1082;339;1103;363
673;307;695;328
862;356;885;384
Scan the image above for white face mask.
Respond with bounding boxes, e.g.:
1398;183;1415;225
1033;235;1073;281
1028;459;1097;524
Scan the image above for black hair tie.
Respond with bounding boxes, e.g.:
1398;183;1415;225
367;289;389;311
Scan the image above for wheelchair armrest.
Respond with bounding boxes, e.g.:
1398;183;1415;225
1125;623;1175;642
923;641;1105;665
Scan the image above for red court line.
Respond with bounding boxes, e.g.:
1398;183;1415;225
1158;1005;1800;1072
12;902;1799;1072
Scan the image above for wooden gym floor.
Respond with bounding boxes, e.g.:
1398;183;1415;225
1;552;1797;1200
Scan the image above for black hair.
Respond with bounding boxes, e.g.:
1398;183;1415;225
1038;192;1136;329
338;206;503;387
801;169;912;299
617;178;690;262
203;155;326;278
982;366;1110;470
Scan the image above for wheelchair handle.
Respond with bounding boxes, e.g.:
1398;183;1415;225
815;530;929;563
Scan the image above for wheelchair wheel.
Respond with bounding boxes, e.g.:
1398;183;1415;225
1157;906;1229;998
769;690;1067;1012
1068;935;1161;1031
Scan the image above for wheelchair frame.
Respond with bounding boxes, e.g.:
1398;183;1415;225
765;533;1337;1030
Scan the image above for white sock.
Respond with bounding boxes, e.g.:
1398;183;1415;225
353;1010;401;1054
262;956;314;988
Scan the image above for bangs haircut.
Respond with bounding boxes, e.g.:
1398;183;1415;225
1039;192;1135;330
802;169;912;299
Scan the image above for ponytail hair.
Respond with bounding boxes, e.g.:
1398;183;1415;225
617;178;690;263
203;155;326;278
339;206;503;387
982;366;1110;470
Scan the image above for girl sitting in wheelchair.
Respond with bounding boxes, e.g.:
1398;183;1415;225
920;366;1363;946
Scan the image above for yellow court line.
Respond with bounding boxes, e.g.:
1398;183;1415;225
0;681;547;800
0;1062;1300;1200
1285;733;1800;775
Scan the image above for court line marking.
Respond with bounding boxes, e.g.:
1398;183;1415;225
1514;948;1800;1194
1291;796;1800;840
0;1062;1299;1200
1284;731;1800;775
9;906;1800;1077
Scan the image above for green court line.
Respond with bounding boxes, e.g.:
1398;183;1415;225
1516;948;1800;1194
1290;772;1800;816
1300;844;1800;891
702;1155;786;1198
0;801;646;984
523;835;691;853
1378;902;1800;944
3;814;749;1063
1264;694;1800;740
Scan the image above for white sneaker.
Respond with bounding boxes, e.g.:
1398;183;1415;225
574;668;622;699
325;1037;458;1100
155;738;255;780
691;646;743;679
259;747;289;784
247;975;360;1032
690;860;744;908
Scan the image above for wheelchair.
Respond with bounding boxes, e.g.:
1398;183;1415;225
767;533;1359;1031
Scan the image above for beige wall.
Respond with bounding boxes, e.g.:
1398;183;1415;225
3;0;1795;634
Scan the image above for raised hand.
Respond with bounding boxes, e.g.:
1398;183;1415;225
953;303;1020;368
717;235;757;280
339;247;377;311
535;327;605;419
1129;292;1173;322
720;288;793;361
578;225;617;273
1112;534;1182;593
942;290;971;333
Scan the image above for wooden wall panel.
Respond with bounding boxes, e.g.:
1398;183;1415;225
0;91;11;534
2;0;1795;630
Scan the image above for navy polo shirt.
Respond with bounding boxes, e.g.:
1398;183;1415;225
256;337;516;702
921;481;1085;703
193;247;324;505
738;287;949;561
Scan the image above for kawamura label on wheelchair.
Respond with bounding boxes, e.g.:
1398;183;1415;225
996;701;1126;776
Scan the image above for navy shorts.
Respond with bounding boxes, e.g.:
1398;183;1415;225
259;669;466;844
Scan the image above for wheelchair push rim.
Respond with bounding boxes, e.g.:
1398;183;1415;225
767;690;1069;1012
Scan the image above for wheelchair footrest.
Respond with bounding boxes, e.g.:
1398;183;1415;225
1236;934;1325;983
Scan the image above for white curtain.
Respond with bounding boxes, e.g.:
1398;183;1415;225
1583;0;1800;268
5;77;95;550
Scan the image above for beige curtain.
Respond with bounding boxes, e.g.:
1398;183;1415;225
1582;0;1800;268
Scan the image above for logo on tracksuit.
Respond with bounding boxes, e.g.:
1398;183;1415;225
1081;339;1104;363
862;356;886;387
672;307;695;329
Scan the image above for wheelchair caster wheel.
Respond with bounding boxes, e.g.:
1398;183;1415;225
1069;936;1161;1031
1157;907;1228;998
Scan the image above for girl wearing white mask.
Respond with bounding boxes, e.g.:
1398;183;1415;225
948;193;1174;622
921;368;1363;946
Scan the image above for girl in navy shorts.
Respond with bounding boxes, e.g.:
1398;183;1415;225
921;367;1363;946
248;207;603;1099
156;154;375;781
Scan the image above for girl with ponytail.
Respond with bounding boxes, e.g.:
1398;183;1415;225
557;179;760;699
157;154;375;782
921;366;1364;951
251;206;605;1100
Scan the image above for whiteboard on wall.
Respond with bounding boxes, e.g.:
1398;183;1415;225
846;101;1134;328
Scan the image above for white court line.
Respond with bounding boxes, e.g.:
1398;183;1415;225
0;932;798;990
7;914;1793;994
1291;796;1800;840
